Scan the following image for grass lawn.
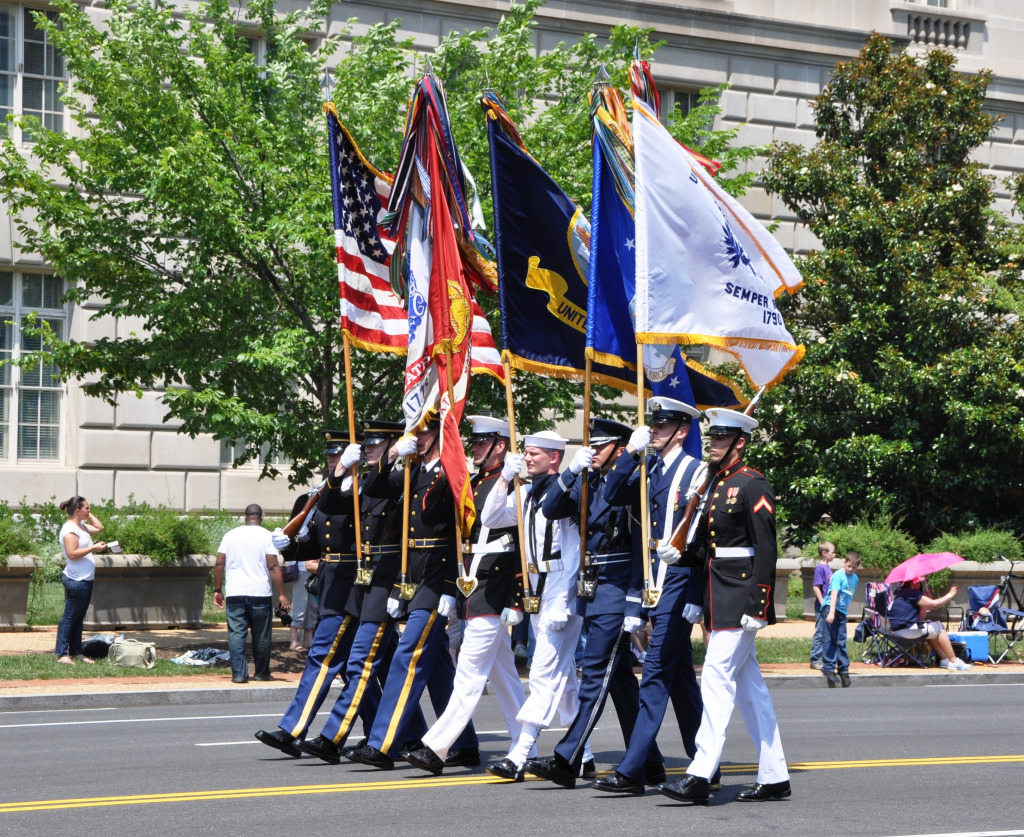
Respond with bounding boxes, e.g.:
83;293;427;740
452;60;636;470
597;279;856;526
0;654;229;680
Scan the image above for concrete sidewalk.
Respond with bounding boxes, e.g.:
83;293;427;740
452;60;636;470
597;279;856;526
3;620;1023;712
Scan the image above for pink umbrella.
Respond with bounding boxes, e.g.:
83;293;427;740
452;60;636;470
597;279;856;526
885;552;964;585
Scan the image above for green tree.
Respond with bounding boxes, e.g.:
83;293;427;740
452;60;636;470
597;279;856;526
759;33;1024;543
1;0;757;486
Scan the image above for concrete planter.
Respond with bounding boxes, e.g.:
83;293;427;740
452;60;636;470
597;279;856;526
84;554;216;630
773;557;801;622
798;559;1015;622
0;556;38;630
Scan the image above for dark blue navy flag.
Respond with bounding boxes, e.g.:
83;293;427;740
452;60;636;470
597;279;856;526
485;96;634;389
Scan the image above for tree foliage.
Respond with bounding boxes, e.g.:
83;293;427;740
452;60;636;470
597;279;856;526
759;33;1024;543
1;0;757;486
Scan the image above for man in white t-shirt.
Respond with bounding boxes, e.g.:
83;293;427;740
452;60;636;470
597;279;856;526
214;504;290;683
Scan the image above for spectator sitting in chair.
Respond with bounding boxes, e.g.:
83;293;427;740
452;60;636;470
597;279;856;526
889;578;971;671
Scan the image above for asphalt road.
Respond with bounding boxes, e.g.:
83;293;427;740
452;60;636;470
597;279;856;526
2;681;1022;837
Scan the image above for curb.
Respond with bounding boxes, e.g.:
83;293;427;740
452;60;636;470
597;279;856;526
4;669;1023;712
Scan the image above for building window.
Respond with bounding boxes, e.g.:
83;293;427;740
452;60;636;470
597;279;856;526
0;4;66;142
220;438;290;468
0;270;65;460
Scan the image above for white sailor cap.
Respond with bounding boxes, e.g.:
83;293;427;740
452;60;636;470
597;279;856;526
522;430;568;451
466;415;510;439
647;396;700;423
704;407;758;435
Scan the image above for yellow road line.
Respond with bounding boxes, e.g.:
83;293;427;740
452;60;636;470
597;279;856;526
2;754;1022;814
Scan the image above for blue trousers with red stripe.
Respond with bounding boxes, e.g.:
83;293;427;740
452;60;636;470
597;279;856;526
278;613;358;739
365;608;478;757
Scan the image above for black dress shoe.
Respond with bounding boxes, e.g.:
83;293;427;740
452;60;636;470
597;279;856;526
405;746;445;775
398;739;425;760
526;754;576;789
340;738;366;760
444;747;481;768
822;669;839;688
644;762;667;786
593;771;645;796
296;735;342;764
254;729;302;758
658;774;710;806
579;759;596;779
735;780;792;801
345;744;395;770
486;758;524;782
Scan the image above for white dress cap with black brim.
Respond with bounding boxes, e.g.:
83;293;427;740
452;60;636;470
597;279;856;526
647;395;700;422
704;407;758;434
467;415;510;440
522;430;568;451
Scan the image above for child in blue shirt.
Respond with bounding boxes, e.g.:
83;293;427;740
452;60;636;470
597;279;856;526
822;552;861;688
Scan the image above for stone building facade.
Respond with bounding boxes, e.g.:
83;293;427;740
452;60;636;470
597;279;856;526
1;0;1021;512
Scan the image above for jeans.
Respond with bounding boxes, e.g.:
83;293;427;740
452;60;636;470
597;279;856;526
225;595;273;681
55;576;94;657
810;602;827;664
822;613;849;674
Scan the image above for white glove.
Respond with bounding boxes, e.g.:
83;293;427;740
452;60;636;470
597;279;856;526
340;443;362;469
543;612;568;632
501;452;525;481
386;597;402;619
655;539;682;566
568;446;595;475
741;614;767;632
501;607;523;627
622;616;645;634
628;425;651;452
438;594;456;618
395;435;417;457
683;603;703;624
271;527;291;551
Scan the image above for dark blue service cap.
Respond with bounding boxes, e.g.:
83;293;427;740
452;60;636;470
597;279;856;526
589;417;632;447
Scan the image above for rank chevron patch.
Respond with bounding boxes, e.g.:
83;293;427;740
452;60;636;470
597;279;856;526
752;496;774;514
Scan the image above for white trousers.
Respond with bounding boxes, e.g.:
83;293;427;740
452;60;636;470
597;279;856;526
421;615;527;759
515;614;583;729
687;628;789;784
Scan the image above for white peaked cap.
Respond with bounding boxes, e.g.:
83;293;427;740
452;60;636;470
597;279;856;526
467;415;510;437
647;395;700;420
522;430;568;451
704;407;759;433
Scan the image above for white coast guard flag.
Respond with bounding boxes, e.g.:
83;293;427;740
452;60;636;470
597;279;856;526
632;99;805;389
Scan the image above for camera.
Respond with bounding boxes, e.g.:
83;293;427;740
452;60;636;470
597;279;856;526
275;605;292;627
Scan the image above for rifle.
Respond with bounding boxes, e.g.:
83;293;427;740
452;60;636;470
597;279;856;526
281;482;326;540
667;387;766;553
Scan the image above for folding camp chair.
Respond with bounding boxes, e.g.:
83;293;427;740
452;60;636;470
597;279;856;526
962;585;1024;665
858;582;931;668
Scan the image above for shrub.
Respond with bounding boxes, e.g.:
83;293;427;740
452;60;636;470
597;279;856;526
923;529;1023;564
109;504;215;564
817;515;918;576
0;502;38;564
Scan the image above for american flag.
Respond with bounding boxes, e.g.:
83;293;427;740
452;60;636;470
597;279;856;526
326;106;505;381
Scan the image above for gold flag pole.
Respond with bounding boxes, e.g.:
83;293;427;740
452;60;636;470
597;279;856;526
503;357;538;613
577;357;595;600
637;344;658;608
444;347;466;578
343;333;368;584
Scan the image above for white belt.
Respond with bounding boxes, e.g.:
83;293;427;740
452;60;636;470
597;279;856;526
715;547;755;558
588;550;632;566
463;533;515;554
528;559;564;573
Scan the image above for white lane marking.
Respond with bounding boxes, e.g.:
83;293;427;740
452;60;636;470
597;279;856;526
197;741;264;747
887;831;1024;837
0;712;281;729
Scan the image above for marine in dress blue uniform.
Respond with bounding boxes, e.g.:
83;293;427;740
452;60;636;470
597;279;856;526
525;418;645;787
254;429;368;758
594;397;708;796
297;420;407;764
658;408;790;806
345;415;479;769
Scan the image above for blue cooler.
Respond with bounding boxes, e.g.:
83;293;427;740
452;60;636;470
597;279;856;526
949;631;989;662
